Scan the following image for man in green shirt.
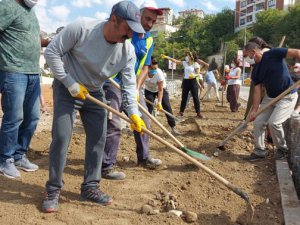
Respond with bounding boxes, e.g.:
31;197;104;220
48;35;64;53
0;0;40;179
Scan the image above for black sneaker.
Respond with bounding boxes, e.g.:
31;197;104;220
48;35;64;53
243;153;266;161
102;169;126;180
274;149;287;160
138;158;162;169
80;187;113;205
42;189;61;213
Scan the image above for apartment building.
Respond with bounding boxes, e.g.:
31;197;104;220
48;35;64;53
178;9;205;19
151;8;178;37
235;0;297;31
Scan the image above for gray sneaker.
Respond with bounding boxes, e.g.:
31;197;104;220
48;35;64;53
15;156;39;172
80;187;113;205
0;158;21;179
42;190;61;213
171;126;181;135
102;169;126;180
139;158;162;169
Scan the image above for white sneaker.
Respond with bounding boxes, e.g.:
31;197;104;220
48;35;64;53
0;158;21;179
15;156;38;172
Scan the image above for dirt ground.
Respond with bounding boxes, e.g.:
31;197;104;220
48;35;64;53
0;84;283;225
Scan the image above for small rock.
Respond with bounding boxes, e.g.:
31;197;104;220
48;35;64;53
168;210;183;217
184;211;198;223
122;156;130;162
181;184;187;190
155;193;162;200
148;199;160;207
265;198;270;204
165;200;176;211
149;209;160;215
141;204;153;214
213;151;219;157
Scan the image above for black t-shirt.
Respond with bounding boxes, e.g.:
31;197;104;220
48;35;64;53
252;48;296;98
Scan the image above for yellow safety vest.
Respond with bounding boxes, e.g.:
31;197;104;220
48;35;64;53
111;36;153;79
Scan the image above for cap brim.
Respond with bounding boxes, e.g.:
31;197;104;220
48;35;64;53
145;7;163;15
127;20;145;34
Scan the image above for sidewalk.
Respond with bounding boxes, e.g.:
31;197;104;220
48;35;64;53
239;85;250;101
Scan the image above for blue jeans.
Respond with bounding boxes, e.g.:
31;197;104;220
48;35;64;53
0;70;40;162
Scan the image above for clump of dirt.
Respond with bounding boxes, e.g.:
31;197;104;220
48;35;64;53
0;85;283;225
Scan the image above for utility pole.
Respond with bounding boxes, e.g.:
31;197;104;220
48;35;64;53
242;27;246;85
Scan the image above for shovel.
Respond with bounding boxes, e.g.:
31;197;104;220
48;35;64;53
218;79;300;150
85;93;254;216
108;78;209;160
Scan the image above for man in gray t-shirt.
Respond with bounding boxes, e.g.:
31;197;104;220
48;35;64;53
42;1;145;213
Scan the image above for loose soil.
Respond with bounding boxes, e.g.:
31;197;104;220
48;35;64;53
0;85;283;225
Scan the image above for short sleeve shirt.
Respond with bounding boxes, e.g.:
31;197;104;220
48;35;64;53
205;71;217;84
251;48;296;98
182;61;200;79
145;68;166;92
0;0;40;73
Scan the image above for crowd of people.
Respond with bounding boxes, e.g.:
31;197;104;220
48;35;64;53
1;0;300;215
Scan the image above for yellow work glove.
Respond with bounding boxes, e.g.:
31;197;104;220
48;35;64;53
161;54;170;60
189;73;195;79
68;83;89;100
157;103;163;111
130;114;146;133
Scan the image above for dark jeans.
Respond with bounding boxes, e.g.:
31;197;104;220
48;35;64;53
180;79;200;113
46;79;107;191
226;84;240;112
102;82;150;171
0;70;40;162
144;88;176;128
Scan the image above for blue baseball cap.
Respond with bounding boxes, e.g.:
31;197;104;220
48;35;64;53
111;1;145;34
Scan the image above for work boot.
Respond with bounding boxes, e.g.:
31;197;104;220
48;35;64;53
139;158;162;169
0;158;20;179
196;113;206;119
102;168;126;180
80;187;113;205
274;148;288;160
15;155;39;172
177;112;184;118
42;189;61;213
171;126;181;135
243;153;266;161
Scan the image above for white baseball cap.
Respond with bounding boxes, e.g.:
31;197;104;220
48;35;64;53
140;0;163;15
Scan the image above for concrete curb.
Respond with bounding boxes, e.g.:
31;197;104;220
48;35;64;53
276;159;300;225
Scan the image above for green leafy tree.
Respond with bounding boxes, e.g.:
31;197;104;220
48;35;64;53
224;40;239;65
253;9;286;44
277;4;300;48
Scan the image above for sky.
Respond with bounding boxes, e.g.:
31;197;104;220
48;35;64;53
35;0;236;33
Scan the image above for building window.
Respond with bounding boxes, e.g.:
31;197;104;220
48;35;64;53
247;6;253;13
241;1;247;8
256;2;265;11
247;15;253;22
240;18;246;25
268;0;276;8
247;0;255;4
